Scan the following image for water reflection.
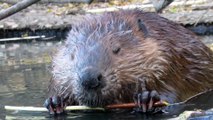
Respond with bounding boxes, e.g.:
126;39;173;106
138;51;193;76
0;41;58;119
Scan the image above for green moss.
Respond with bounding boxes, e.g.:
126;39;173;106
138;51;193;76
168;7;178;13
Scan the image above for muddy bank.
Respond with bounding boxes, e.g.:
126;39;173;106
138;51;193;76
0;1;212;29
0;6;213;30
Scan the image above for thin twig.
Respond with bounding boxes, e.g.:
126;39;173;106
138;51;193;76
0;35;45;42
0;0;41;20
0;0;93;4
5;105;105;112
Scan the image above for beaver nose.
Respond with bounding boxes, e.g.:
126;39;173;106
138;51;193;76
80;68;102;89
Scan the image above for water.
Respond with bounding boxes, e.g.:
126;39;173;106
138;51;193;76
0;37;213;120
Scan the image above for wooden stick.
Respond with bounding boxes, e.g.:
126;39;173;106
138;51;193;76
0;0;41;20
106;101;169;109
5;101;169;112
5;105;105;112
0;0;93;4
0;35;45;42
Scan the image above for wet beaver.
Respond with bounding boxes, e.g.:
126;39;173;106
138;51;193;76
44;9;213;114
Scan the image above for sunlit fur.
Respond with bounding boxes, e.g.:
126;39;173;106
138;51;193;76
47;10;213;107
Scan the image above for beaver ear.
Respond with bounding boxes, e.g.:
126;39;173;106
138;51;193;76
137;19;148;37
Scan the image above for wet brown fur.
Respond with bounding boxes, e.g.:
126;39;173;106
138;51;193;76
47;10;213;106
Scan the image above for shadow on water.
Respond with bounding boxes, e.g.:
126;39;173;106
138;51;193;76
0;37;213;120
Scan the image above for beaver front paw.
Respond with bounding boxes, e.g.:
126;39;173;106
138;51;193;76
44;96;66;115
133;90;163;113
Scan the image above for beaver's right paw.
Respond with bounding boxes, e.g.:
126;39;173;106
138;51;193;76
133;90;163;113
44;96;65;115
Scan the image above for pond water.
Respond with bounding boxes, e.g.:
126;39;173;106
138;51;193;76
0;37;213;120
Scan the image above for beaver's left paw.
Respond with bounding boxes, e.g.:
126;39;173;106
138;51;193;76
44;96;65;115
133;90;163;113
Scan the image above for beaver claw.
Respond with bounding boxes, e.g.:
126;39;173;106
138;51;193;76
44;96;65;115
133;90;162;113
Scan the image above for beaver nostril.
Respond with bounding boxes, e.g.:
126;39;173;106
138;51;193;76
97;74;102;81
80;69;102;89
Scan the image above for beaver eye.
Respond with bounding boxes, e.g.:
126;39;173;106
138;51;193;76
112;47;121;54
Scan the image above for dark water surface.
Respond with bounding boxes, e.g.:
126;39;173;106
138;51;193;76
0;37;213;120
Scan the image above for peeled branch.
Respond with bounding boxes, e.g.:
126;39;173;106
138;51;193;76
5;101;169;112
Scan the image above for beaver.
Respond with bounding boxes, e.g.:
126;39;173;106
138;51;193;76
44;9;213;114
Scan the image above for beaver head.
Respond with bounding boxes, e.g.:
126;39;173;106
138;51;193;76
51;11;153;107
